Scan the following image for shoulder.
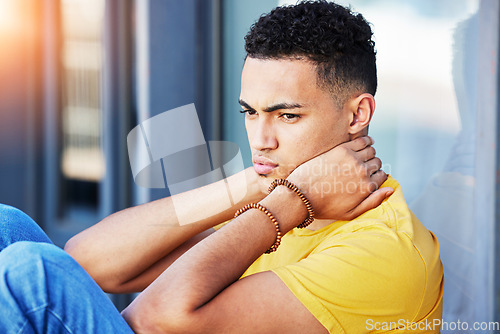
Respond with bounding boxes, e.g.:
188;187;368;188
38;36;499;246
328;175;420;240
272;177;441;321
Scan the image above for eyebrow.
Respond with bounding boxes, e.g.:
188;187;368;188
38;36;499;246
238;99;303;113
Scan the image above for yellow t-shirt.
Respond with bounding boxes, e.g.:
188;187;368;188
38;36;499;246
241;176;444;333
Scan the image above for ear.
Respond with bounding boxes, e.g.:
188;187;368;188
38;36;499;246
347;93;375;135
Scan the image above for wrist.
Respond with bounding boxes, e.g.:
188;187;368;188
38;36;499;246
225;168;265;207
259;185;308;234
269;179;315;229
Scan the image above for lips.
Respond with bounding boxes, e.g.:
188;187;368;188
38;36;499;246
253;156;278;175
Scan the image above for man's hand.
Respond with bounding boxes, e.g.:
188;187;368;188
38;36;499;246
287;136;393;221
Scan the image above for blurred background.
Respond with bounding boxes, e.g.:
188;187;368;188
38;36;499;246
0;0;498;329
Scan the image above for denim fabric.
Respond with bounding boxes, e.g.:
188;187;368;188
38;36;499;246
0;204;52;252
0;204;134;333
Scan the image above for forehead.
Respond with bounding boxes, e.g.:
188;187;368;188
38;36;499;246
240;57;332;107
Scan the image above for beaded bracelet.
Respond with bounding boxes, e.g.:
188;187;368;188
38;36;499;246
268;179;315;229
234;203;282;253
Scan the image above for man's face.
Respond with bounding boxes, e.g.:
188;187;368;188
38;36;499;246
240;57;352;188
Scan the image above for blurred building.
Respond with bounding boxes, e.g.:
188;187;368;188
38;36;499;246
0;0;499;326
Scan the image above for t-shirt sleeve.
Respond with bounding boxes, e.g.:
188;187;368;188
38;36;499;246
272;226;427;333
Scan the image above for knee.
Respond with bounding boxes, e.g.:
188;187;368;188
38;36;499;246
0;242;83;286
0;204;51;245
0;204;37;229
1;241;66;266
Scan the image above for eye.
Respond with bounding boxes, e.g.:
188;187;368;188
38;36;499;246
240;109;257;116
280;113;301;122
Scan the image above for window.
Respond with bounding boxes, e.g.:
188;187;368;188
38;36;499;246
277;0;493;326
60;0;105;212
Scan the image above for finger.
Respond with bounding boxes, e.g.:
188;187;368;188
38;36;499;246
365;157;382;175
369;169;388;187
359;168;386;194
355;146;376;162
343;136;373;152
346;187;394;220
364;169;388;193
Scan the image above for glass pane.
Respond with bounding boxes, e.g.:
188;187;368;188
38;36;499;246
278;0;481;325
59;0;104;212
60;0;105;184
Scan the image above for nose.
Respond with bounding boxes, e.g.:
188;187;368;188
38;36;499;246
249;118;278;151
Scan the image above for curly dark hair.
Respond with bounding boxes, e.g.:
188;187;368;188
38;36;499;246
244;0;377;107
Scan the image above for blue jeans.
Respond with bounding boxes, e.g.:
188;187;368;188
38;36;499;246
0;204;134;333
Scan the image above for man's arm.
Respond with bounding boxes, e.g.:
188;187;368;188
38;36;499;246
64;168;264;293
122;137;392;333
122;185;327;333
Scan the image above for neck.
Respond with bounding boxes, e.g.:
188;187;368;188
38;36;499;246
349;128;369;141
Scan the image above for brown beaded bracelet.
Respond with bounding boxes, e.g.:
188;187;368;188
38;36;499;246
268;179;315;229
234;203;282;254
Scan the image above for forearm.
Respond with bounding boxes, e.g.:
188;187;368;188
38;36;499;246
122;186;307;332
65;168;262;292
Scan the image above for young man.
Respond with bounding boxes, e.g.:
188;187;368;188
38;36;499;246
0;1;443;333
